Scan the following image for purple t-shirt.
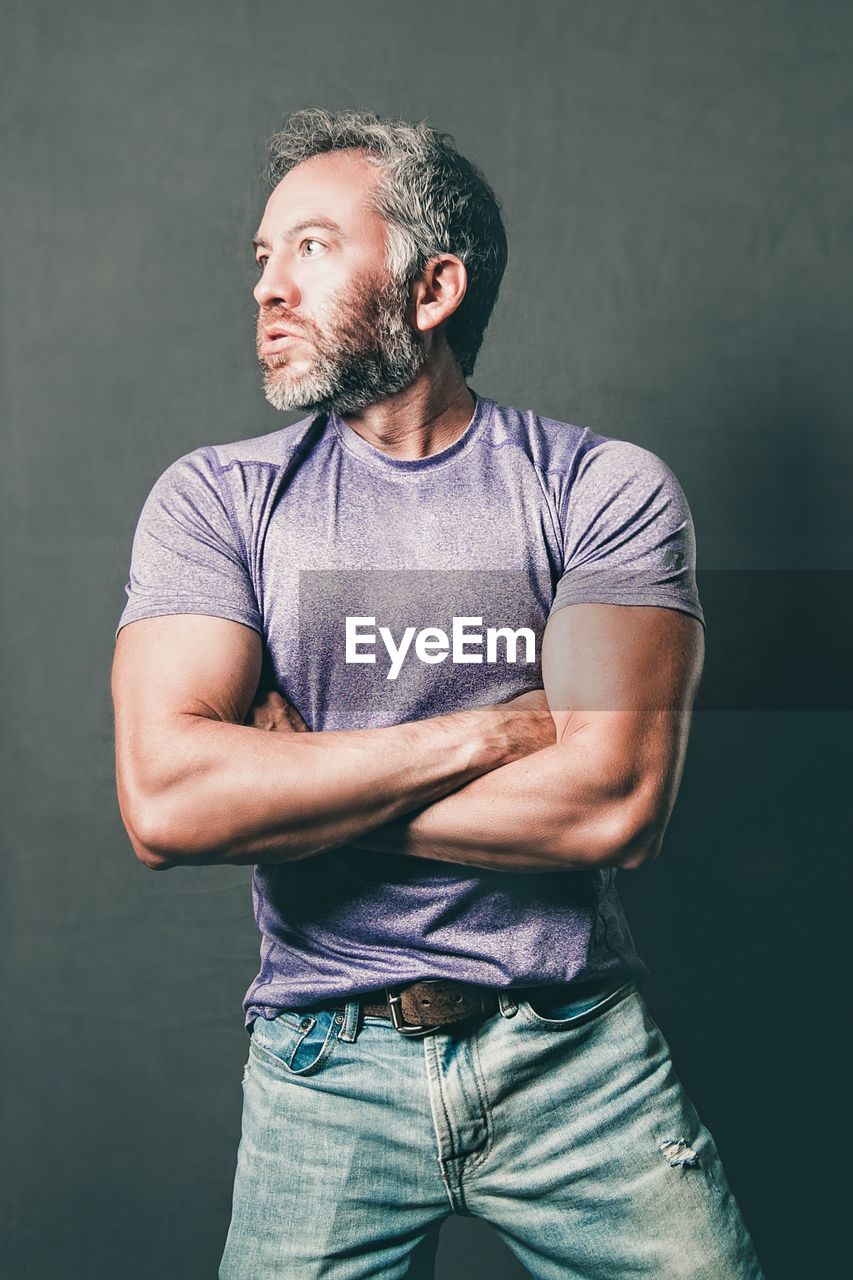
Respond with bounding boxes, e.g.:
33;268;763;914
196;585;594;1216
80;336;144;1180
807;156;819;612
116;391;704;1029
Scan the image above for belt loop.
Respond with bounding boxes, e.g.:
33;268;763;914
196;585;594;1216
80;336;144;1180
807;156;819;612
337;998;361;1043
498;992;519;1019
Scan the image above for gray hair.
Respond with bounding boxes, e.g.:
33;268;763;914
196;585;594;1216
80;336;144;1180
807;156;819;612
264;108;508;378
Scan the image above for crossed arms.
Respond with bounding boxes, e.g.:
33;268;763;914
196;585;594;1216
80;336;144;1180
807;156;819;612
111;602;704;874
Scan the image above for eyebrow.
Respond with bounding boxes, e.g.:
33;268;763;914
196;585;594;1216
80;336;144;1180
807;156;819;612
252;217;345;250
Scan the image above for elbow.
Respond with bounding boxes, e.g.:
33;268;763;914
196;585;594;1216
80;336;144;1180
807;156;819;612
116;753;185;868
126;819;178;870
599;803;667;871
137;846;176;872
120;784;283;869
115;740;229;870
545;750;679;871
119;790;185;871
547;800;665;871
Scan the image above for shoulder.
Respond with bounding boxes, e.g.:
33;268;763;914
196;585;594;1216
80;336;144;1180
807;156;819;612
480;395;591;476
480;396;685;500
571;435;690;507
482;396;587;445
205;412;323;471
141;412;325;506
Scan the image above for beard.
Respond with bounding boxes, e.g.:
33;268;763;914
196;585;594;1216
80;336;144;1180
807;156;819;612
256;270;428;416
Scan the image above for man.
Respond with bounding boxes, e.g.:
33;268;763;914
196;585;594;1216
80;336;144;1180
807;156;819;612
112;108;764;1278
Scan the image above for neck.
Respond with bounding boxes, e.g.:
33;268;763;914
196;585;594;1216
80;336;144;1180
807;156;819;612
335;350;476;460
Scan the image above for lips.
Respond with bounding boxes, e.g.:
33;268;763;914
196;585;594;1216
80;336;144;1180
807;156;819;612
258;326;307;357
264;326;303;340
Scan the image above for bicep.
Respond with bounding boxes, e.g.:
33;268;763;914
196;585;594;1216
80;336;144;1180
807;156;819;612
542;603;704;732
111;615;263;831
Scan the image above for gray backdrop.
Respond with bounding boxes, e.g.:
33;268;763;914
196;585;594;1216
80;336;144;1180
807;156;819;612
3;2;850;1276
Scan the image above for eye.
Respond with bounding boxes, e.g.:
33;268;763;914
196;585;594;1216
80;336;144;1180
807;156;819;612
301;238;325;256
255;255;268;273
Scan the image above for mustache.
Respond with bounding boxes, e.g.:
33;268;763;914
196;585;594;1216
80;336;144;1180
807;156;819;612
256;310;315;340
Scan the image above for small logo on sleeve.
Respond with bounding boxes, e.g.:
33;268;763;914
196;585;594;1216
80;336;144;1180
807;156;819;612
662;549;685;571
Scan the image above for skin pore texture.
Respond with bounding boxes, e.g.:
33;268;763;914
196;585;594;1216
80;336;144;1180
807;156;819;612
112;148;704;877
255;233;427;417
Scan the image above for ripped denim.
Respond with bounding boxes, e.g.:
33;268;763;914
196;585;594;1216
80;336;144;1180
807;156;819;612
219;978;765;1279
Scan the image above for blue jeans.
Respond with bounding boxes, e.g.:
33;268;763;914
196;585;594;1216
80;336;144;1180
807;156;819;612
219;979;765;1278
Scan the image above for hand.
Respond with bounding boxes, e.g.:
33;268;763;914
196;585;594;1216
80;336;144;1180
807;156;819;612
350;690;557;862
244;682;309;734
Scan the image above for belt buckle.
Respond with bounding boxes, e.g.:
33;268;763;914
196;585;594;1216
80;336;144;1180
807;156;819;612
385;986;442;1038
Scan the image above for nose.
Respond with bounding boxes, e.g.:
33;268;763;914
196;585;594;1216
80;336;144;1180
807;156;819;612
253;253;301;309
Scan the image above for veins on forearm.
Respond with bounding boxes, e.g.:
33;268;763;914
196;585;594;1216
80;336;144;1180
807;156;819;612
345;745;606;872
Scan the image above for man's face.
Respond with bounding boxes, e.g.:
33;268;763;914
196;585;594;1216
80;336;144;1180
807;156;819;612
253;150;426;415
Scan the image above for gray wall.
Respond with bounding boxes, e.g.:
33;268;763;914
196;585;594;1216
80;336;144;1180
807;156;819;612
3;2;850;1276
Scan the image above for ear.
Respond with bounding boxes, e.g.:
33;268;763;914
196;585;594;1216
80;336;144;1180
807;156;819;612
408;254;468;334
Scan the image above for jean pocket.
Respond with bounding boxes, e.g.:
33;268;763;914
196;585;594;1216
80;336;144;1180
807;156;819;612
249;1008;341;1076
519;979;637;1029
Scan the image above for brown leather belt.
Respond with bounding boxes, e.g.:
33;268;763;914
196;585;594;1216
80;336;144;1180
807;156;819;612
315;976;583;1037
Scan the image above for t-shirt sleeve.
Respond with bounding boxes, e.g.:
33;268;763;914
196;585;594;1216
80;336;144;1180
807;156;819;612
549;437;705;628
115;447;262;640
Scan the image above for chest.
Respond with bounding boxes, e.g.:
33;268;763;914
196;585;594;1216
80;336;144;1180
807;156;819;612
249;461;565;729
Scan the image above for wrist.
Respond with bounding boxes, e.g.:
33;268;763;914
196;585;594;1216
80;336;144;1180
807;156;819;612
468;703;522;770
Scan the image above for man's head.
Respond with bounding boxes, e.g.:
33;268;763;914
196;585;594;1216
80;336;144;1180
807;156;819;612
253;108;508;415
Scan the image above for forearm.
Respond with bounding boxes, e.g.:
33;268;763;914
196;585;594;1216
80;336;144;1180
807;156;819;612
347;605;702;875
350;733;647;873
123;700;547;870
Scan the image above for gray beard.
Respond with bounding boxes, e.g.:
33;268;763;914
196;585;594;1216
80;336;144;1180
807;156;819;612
258;274;428;416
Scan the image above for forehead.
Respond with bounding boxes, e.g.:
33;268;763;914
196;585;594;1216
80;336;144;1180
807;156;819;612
257;150;387;246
